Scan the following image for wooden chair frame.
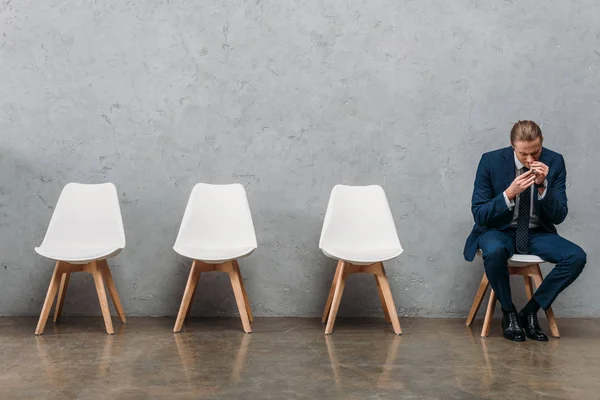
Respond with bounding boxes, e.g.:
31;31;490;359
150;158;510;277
322;261;402;335
35;259;126;335
173;259;253;333
466;263;560;338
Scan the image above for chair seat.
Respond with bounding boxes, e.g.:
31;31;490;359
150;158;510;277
321;245;403;265
173;244;256;264
34;245;123;264
508;254;545;265
477;250;545;266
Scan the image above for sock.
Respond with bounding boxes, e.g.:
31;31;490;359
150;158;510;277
521;298;541;315
501;303;517;314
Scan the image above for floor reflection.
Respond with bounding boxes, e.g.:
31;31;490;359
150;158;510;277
325;334;404;390
456;326;566;398
11;317;599;399
35;333;115;387
174;332;251;384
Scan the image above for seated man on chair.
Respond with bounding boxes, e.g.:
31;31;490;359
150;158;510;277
464;120;586;342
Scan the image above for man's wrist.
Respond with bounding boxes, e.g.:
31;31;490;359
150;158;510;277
503;191;515;209
505;188;515;201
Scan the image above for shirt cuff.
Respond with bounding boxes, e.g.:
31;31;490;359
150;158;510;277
538;180;548;200
503;191;515;209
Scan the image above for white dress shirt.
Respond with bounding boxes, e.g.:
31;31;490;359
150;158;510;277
503;152;548;228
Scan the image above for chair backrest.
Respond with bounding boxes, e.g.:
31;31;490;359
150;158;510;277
174;183;257;250
319;185;402;251
38;183;125;250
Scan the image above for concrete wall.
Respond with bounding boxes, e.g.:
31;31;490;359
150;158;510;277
1;0;599;318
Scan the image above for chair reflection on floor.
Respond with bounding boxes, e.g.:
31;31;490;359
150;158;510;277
35;333;115;387
455;328;562;397
174;332;252;383
325;334;403;390
460;328;494;393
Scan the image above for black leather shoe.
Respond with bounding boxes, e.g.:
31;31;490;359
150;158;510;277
502;311;526;342
519;311;549;341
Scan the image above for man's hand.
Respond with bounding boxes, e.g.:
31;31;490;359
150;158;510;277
531;161;549;185
505;170;536;201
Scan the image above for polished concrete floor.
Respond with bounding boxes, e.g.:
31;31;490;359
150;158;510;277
1;317;600;399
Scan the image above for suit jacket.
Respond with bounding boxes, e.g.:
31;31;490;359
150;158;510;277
463;146;568;261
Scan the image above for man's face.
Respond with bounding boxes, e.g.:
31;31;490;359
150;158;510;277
512;138;543;169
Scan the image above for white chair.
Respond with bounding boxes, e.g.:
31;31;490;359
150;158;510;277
320;185;403;335
466;251;560;338
34;183;127;335
173;183;257;333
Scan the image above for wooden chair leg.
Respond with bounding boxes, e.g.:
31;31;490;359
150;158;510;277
466;274;489;326
35;262;63;335
481;289;497;338
227;262;252;333
544;307;560;338
100;260;126;323
234;260;253;324
322;261;343;324
53;272;70;323
531;264;560;338
185;276;199;319
174;260;201;333
523;276;534;300
91;261;114;335
325;262;347;335
375;275;391;322
374;263;402;335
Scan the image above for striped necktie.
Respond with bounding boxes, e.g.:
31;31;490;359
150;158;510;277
516;168;531;254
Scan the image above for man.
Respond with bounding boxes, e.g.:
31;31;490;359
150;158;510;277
464;120;586;342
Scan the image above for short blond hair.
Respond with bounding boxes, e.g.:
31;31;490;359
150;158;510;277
510;120;543;144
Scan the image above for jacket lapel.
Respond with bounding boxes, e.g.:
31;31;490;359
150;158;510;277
533;147;549;213
500;146;515;191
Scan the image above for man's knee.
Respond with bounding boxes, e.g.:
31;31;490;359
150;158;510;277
481;245;510;265
566;247;587;274
569;247;587;272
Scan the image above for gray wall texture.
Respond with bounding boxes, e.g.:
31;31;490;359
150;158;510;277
1;0;599;318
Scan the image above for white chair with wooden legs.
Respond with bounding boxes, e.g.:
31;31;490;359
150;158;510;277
320;185;403;335
173;183;257;334
466;253;560;338
34;183;127;335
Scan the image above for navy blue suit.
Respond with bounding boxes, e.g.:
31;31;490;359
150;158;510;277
464;146;586;311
